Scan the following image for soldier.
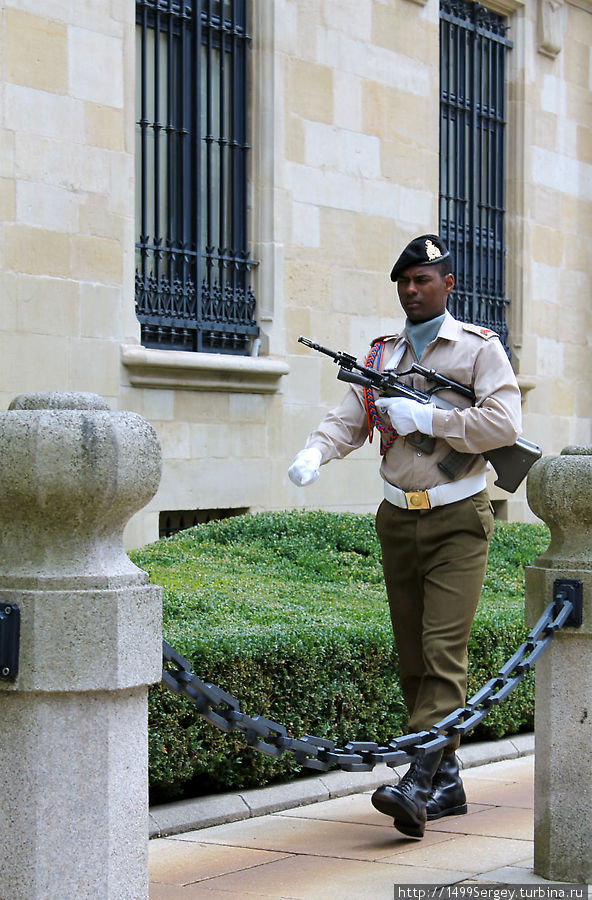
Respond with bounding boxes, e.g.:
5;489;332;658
288;234;522;839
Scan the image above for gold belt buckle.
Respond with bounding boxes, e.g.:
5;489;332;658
405;490;431;510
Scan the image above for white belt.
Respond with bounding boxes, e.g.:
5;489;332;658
383;473;487;510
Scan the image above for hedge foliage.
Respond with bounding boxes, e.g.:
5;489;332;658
129;511;550;803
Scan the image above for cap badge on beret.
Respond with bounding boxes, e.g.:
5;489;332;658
389;233;451;282
425;239;442;261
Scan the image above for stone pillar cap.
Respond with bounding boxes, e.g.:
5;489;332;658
0;391;162;588
560;445;592;455
9;392;110;411
527;444;592;574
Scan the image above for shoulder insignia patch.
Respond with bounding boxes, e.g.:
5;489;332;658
461;323;498;340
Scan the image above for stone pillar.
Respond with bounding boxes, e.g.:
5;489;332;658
0;393;162;900
525;445;592;884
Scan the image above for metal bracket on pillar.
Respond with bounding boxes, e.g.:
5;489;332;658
0;603;20;681
553;579;583;628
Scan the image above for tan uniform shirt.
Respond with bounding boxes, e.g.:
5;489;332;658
305;311;522;492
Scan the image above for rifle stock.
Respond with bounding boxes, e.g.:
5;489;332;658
483;439;542;493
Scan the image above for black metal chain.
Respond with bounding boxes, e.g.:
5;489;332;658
162;594;576;773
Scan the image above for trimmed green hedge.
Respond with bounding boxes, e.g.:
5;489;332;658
129;511;549;804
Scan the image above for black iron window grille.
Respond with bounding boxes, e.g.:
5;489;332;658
439;0;513;349
135;0;259;354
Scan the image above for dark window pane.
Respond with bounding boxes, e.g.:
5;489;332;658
439;0;512;350
135;0;258;355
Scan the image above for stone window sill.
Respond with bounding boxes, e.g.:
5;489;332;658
120;344;289;393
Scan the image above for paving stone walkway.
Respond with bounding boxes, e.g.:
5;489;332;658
148;754;587;898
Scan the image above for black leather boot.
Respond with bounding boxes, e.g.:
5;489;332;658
371;749;443;838
426;752;467;820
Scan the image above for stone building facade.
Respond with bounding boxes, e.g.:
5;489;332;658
0;0;590;547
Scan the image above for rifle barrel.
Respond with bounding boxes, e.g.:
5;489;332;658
298;336;334;355
299;336;356;364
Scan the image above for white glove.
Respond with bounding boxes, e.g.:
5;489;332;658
377;397;434;436
288;447;322;486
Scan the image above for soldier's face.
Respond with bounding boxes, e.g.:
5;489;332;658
396;265;454;323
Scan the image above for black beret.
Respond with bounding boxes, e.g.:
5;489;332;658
390;234;450;282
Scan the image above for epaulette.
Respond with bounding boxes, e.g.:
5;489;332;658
461;323;498;340
369;334;400;345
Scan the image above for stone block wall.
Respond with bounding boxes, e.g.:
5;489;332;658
0;1;135;409
504;0;592;517
0;0;590;545
522;2;592;441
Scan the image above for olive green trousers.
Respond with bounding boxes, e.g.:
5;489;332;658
375;489;494;750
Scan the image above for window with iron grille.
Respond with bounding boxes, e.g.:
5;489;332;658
439;0;513;349
135;0;259;355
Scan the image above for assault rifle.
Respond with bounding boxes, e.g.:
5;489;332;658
299;335;541;493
